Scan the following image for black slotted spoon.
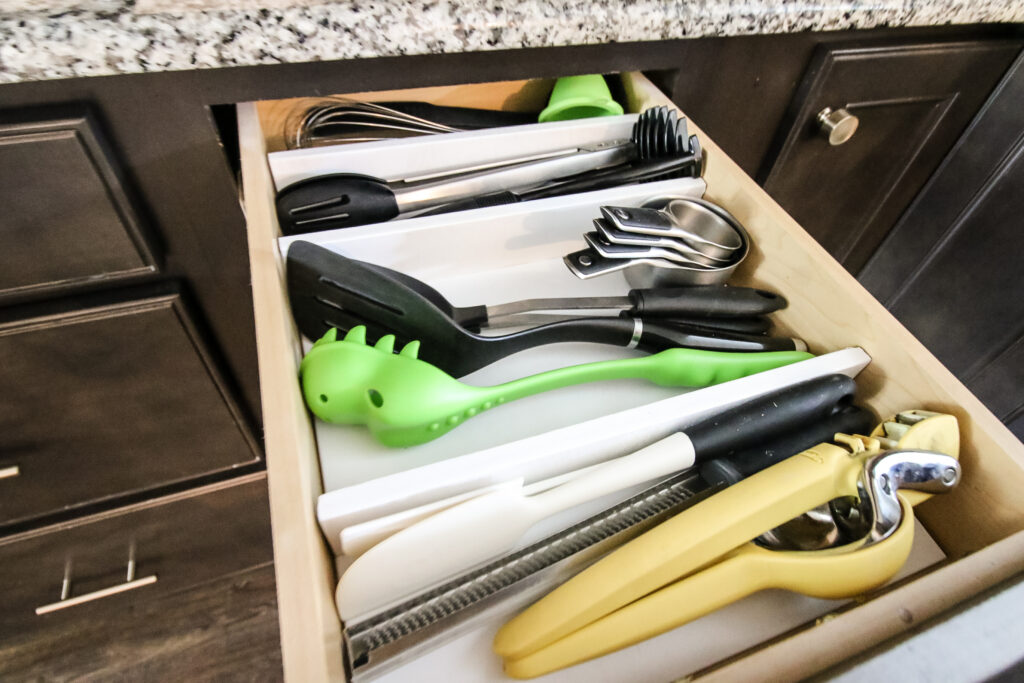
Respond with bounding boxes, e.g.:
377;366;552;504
286;241;800;377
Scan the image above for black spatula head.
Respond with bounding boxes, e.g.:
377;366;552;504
286;240;483;371
276;174;400;235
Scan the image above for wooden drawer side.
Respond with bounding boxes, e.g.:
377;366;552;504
238;101;344;683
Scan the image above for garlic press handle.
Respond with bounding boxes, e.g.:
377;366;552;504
493;441;861;661
500;496;917;680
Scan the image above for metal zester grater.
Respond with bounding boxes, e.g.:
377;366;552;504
343;470;716;680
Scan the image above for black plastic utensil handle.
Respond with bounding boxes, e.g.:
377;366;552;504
699;404;876;487
683;374;859;460
659;315;772;336
629;286;787;318
476;316;794;369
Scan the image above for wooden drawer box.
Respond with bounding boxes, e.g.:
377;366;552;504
236;72;1024;681
0;471;273;676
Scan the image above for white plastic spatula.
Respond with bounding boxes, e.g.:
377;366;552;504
339;480;524;558
339;465;605;558
336;431;696;621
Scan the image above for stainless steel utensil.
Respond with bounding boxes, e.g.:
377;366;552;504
593;217;732;265
564;196;750;286
276;107;701;234
583;230;720;269
757;410;960;551
602;201;743;260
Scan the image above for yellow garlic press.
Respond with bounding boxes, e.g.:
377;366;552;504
493;410;960;678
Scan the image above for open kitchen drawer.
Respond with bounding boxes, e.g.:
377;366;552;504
236;72;1024;681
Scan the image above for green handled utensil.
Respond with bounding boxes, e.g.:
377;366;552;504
300;326;814;447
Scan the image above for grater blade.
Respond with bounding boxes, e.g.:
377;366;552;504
344;469;716;680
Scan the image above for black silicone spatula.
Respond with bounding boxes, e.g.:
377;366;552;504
285;241;803;377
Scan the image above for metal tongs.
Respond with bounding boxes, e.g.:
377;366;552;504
493;410;962;678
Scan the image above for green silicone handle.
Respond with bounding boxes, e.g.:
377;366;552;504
477;348;813;406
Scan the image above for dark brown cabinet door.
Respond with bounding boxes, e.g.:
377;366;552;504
859;52;1024;441
762;40;1021;273
0;107;158;298
0;287;260;528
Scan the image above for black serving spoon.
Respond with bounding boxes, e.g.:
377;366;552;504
286;241;802;377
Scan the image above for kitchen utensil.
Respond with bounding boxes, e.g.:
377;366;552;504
494;412;960;678
593;218;730;265
480;313;773;335
756;410;956;551
339;465;601;558
299;324;812;447
356;247;776;337
538;75;625;123
286;241;804;377
275;106;698;234
361;255;785;327
335;373;861;620
583;230;721;269
602;201;743;259
314;347;872;555
414;151;708;217
284;98;540;149
339;393;873;677
565;198;750;287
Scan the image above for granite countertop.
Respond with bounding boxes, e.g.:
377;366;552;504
2;0;1023;84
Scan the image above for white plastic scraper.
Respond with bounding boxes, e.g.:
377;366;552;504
336;432;697;621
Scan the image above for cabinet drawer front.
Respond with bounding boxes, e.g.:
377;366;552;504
0;288;260;527
238;72;1024;681
0;107;157;297
0;473;272;642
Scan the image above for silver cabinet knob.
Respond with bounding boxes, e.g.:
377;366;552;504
816;107;859;146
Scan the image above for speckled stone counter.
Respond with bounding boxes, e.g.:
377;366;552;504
1;0;1023;83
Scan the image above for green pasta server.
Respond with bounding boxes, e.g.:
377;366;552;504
299;326;814;447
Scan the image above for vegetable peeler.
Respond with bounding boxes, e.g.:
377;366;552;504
493;410;961;678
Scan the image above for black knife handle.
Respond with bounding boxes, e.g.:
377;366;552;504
628;286;787;318
699;404;876;486
683;374;859;459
